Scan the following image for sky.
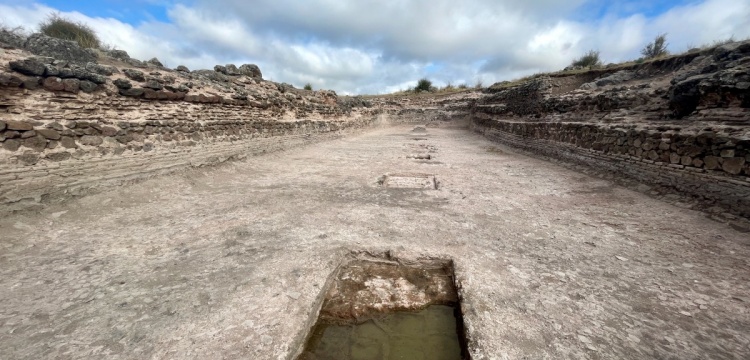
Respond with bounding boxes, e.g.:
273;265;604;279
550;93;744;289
1;0;749;95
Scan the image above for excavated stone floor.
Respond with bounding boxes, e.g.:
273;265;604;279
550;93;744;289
1;124;749;359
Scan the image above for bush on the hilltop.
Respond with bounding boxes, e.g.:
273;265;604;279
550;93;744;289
571;50;602;68
39;13;101;49
641;34;669;59
303;83;312;90
415;78;432;92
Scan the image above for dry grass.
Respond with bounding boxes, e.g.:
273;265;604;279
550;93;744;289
39;13;101;49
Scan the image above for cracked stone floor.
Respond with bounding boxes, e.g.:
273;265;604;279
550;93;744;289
1;125;749;359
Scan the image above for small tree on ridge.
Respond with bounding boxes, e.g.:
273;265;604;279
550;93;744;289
571;50;602;68
641;34;669;59
415;78;432;92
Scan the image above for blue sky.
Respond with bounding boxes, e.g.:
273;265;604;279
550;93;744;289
1;0;748;94
32;0;175;24
575;0;698;19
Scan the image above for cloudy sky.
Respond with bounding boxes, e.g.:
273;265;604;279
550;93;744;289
1;0;749;94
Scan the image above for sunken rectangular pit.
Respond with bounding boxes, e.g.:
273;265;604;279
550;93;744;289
380;173;438;190
297;256;470;360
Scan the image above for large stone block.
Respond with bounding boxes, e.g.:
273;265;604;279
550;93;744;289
9;58;46;76
79;135;103;146
43;77;65;91
23;135;48;152
5;120;33;131
36;129;61;140
123;69;146;82
704;156;720;170
722;157;746;175
62;78;80;93
3;139;21;151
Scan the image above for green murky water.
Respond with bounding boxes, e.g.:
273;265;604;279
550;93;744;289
299;305;465;360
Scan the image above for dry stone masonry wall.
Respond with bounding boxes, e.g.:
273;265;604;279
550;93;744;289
473;41;750;219
0;34;385;211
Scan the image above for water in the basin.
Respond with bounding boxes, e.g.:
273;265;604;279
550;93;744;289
299;305;465;360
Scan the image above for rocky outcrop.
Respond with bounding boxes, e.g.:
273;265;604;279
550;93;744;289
668;43;750;118
144;57;162;67
23;33;97;63
212;63;263;79
239;64;262;79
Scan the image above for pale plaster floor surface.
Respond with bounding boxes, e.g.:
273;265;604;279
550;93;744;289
1;125;749;360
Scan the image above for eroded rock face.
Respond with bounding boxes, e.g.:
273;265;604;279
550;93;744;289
581;70;635;90
24;33;97;64
192;69;228;83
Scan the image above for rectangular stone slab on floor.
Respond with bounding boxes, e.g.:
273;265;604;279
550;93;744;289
382;174;437;189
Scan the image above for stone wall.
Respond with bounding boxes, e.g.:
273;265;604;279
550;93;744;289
0;85;380;212
472;41;750;220
365;91;478;126
472;119;750;218
0;55;475;212
0;35;416;212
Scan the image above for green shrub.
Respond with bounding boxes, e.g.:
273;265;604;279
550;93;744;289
303;83;312;91
39;13;101;49
571;50;602;68
414;78;432;92
641;34;668;59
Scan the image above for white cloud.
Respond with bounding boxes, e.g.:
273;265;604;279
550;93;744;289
1;0;749;94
